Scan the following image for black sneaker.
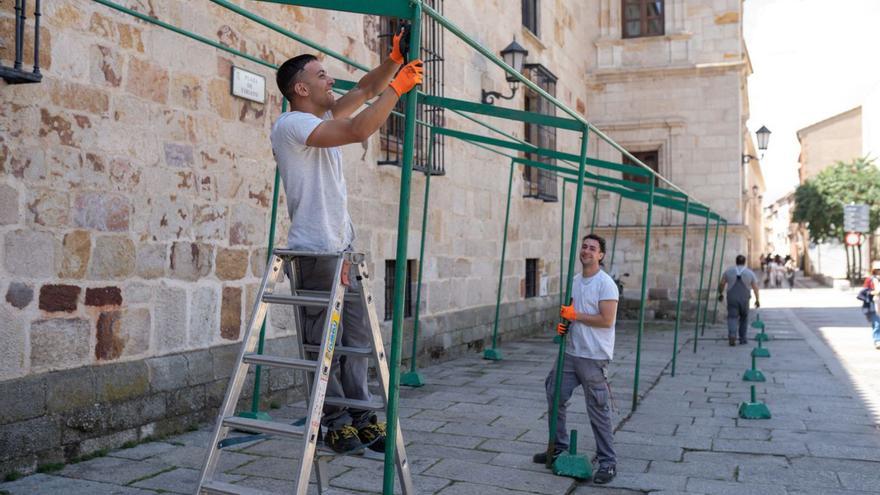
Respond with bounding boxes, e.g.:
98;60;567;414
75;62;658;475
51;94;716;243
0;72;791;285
325;425;364;454
728;337;736;346
357;416;386;453
739;339;748;345
593;465;616;484
532;448;564;465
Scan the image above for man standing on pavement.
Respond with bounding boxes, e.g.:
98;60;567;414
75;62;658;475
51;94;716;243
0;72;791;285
533;234;619;485
862;261;880;349
718;254;761;346
270;31;423;453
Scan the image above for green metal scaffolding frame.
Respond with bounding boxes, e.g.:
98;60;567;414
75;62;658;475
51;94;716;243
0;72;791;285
92;1;731;492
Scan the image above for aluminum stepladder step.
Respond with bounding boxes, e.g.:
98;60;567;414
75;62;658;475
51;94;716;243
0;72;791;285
196;249;414;495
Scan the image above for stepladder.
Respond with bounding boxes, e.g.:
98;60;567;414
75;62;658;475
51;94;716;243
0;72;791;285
196;249;414;495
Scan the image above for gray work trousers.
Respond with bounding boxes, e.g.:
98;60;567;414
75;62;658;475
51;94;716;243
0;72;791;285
296;257;373;431
726;278;750;342
544;354;616;468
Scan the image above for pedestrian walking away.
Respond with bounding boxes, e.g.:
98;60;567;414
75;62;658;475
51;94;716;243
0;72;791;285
784;255;796;290
861;261;880;350
718;254;761;346
533;234;619;485
270;30;423;453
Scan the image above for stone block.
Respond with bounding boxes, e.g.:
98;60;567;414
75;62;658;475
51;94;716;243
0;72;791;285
122;282;153;305
126;57;169;103
154;284;188;353
30;318;91;371
26;188;69;227
73;192;130;232
229;204;266;246
46;366;95;414
0;183;19;225
192;203;227;240
58;230;91;278
88;235;135;279
5;281;34;309
85;286;122;306
106;395;166;431
146;354;188;392
135;242;167;279
0;306;27;380
94;308;150;360
169;241;213;281
94;360;149;403
0;416;61;460
220;286;242;340
90;44;123;87
189;286;218;348
4;229;56;277
0;375;45;424
250;247;268;277
163;142;194;168
184;349;214;386
38;284;80;312
166;385;206;416
77;428;138;457
210;344;238;380
216;247;248;280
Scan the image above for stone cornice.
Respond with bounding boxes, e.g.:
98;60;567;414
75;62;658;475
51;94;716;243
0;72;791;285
588;119;687;131
588;60;747;84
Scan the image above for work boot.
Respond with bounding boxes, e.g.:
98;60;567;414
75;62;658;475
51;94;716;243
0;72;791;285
325;425;364;454
357;416;386;453
728;337;736;346
532;448;564;465
593;465;616;484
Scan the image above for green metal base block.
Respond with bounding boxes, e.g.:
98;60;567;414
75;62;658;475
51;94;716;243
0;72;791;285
738;401;771;419
755;332;769;342
236;410;273;421
552;453;592;480
751;347;771;358
400;371;425;388
483;348;503;361
742;369;766;382
750;321;765;330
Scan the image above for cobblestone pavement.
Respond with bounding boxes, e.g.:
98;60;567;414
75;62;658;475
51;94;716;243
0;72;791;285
3;286;880;494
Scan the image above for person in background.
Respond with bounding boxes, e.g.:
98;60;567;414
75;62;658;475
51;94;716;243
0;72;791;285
862;262;880;350
784;255;796;290
718;254;761;346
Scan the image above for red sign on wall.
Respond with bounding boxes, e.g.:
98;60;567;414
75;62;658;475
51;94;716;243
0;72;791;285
845;232;862;246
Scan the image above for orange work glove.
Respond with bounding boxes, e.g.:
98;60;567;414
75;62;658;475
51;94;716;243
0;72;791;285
389;60;423;97
390;27;406;64
560;300;577;322
556;322;569;336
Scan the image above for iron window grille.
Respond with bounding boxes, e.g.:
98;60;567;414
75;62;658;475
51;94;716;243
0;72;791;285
522;0;539;37
525;258;539;298
522;63;558;202
622;0;665;39
377;1;446;176
1;0;43;84
622;150;660;187
384;259;415;320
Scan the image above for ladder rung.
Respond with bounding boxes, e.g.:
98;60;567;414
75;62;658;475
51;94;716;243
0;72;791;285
273;249;342;259
242;354;317;371
324;397;385;411
298;289;361;301
262;293;330;307
221;417;304;439
201;480;275;495
303;344;372;356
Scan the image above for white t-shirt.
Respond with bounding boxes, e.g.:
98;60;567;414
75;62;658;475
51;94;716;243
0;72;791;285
567;269;620;360
269;111;355;252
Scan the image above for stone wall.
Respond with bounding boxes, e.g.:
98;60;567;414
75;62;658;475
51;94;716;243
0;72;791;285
1;0;749;474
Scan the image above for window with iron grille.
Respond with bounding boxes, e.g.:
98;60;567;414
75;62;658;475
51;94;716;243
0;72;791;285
522;0;540;37
622;150;660;187
525;258;539;298
522;64;558;202
377;1;445;176
384;259;415;320
622;0;665;38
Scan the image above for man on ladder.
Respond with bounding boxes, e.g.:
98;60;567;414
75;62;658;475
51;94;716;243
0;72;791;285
270;32;423;453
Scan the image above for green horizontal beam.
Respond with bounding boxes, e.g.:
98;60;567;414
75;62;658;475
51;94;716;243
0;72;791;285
254;0;413;18
420;94;583;132
561;177;719;219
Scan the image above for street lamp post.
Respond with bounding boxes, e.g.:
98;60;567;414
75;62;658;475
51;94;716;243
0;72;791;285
480;39;528;104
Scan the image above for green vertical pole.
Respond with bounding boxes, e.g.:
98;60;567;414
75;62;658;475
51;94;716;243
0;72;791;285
559;182;566;306
631;178;655;412
485;160;515;361
693;213;710;353
402;151;433;386
589;186;599;233
671;199;689;377
609;195;622;272
546;127;589;467
701;217;721;335
710;220;728;324
242;98;287;421
384;4;421;493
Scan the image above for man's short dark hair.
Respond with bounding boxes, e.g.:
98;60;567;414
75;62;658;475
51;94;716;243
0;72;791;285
582;233;606;255
277;54;317;101
736;254;746;266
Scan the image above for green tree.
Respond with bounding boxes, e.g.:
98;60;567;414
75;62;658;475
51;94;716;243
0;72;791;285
792;156;880;243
